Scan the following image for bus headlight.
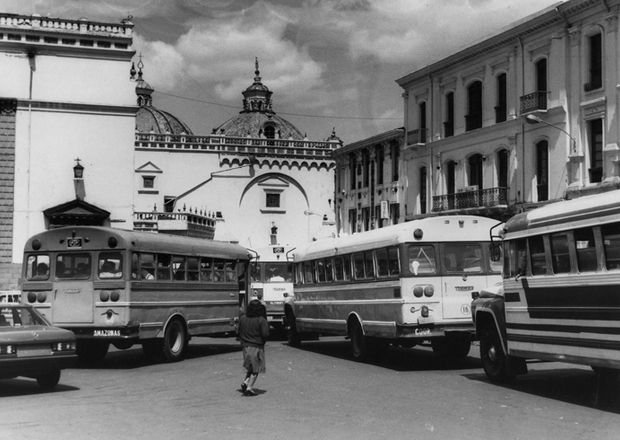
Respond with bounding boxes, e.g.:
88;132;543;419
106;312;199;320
100;291;110;302
37;292;47;303
27;292;37;303
110;291;120;302
413;286;424;297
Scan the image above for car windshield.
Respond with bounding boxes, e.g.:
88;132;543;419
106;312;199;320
0;306;47;327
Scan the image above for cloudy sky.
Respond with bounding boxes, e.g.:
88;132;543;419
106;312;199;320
8;0;562;143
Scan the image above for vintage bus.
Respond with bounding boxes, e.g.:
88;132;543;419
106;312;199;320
286;215;503;360
248;244;295;330
21;226;250;362
472;189;620;383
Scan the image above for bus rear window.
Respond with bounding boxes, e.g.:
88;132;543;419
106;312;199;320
407;245;436;275
443;243;483;273
98;252;123;279
264;262;293;282
56;253;91;279
25;254;50;280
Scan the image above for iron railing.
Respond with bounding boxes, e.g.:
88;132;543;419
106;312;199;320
432;187;508;212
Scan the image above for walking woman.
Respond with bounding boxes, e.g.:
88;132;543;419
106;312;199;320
238;299;269;396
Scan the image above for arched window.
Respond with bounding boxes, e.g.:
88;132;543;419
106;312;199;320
586;32;602;91
263;125;275;139
536;140;548;201
466;81;483;131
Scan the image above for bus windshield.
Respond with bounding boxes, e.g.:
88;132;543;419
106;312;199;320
252;262;293;283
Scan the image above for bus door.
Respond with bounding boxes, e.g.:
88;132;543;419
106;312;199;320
52;252;95;324
440;243;486;320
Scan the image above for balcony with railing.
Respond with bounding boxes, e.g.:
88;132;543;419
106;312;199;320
134;133;338;161
133;208;216;239
520;91;547;114
432;187;508;212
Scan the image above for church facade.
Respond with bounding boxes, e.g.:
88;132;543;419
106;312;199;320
0;12;338;292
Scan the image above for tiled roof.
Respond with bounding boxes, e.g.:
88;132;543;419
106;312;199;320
214;112;304;140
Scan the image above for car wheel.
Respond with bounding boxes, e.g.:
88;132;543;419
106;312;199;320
37;368;60;390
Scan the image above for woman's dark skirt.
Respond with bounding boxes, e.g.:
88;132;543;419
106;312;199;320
242;345;266;374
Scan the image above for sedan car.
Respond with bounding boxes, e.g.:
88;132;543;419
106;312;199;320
0;303;76;389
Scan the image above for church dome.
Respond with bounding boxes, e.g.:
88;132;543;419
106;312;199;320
133;61;193;135
213;58;304;140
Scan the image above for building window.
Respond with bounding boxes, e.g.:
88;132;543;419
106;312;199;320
375;146;384;185
586;33;602;91
497;149;509;189
468;154;483;189
391;142;399;181
495;73;507;123
264;125;275;139
466;81;483;131
348;209;357;233
266;192;280;208
349;153;356;190
390;203;399;225
588;118;603;183
420;167;427;215
362;149;370;188
536;140;549;201
444;92;454;137
419;101;427;143
447;161;456;209
142;176;155;189
536;58;547;93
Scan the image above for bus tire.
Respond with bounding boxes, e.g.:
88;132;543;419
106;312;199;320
350;319;368;362
479;325;513;383
161;318;187;362
76;340;109;363
37;368;60;390
285;309;301;347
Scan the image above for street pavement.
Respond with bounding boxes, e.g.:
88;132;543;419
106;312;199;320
0;336;619;440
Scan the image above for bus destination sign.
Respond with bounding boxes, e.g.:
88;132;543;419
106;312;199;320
272;247;285;254
67;237;83;248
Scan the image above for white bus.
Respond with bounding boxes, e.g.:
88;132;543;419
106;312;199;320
248;244;295;330
21;226;250;362
472;189;620;383
286;215;503;360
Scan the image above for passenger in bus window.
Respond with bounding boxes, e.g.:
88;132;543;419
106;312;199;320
34;262;49;279
238;299;269;396
99;261;120;279
140;268;155;280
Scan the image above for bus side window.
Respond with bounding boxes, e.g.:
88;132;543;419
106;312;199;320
214;259;226;282
376;248;389;277
342;255;351;280
334;257;344;281
506;239;527;278
200;258;213;281
550;233;571;274
139;253;155;280
157;254;172;280
574;227;597;272
187;257;199;281
353;253;365;279
602;222;620;270
225;261;236;282
317;259;326;283
172;256;186;281
303;261;314;284
528;236;547;275
324;258;334;282
388;247;400;276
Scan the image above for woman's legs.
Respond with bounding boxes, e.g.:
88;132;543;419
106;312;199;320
246;373;259;395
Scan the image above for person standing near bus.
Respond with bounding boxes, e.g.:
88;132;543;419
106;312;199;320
238;299;269;396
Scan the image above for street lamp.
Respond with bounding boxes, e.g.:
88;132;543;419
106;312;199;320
73;158;84;179
524;114;577;154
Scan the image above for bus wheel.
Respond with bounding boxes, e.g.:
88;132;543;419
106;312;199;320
37;368;60;390
77;340;110;363
285;309;301;347
350;319;368;362
479;326;512;383
162;319;187;362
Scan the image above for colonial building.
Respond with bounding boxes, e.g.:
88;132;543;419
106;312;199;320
332;128;405;235
0;12;339;292
0;13;137;292
133;58;339;249
396;0;620;222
